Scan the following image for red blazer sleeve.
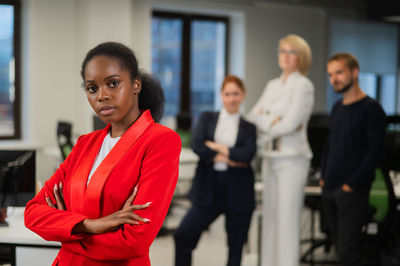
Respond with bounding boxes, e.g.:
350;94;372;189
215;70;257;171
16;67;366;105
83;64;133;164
24;137;89;242
61;131;181;260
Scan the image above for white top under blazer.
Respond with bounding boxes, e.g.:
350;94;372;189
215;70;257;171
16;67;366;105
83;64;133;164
214;108;240;171
247;71;314;159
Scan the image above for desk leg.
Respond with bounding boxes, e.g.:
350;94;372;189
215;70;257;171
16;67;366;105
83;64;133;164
258;214;262;266
310;209;315;266
0;243;15;266
300;207;317;265
11;245;16;266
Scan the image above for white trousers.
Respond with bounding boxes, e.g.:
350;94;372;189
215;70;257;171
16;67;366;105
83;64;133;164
261;156;309;266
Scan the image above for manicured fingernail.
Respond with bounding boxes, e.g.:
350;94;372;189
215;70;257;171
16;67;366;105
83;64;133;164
143;218;151;222
59;182;62;189
54;184;58;190
145;202;152;206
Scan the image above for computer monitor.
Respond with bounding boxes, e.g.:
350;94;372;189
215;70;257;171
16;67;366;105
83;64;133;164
0;150;36;207
93;115;107;131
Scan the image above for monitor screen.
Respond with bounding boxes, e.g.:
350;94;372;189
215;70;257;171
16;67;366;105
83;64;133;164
93;115;107;131
0;150;36;207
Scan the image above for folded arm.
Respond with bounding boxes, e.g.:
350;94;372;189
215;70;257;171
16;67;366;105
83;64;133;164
61;131;181;260
191;112;217;162
246;82;275;132
228;123;257;163
263;80;314;139
24;140;89;242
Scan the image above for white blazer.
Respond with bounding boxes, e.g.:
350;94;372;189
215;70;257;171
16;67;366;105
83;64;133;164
247;71;314;159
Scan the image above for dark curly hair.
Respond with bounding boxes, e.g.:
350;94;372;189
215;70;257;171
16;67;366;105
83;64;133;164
81;42;165;122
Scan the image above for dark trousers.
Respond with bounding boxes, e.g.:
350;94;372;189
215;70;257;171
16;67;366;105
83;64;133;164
174;172;252;266
322;186;370;266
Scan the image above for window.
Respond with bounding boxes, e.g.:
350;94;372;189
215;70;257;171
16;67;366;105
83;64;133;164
0;1;20;139
359;72;398;115
359;72;378;99
328;18;399;115
151;11;228;129
151;16;183;119
327;72;398;115
380;74;396;115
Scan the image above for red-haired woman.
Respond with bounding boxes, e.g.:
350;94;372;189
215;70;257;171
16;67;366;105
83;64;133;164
174;75;257;266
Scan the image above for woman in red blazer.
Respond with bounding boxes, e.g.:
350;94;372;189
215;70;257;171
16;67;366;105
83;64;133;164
24;42;181;266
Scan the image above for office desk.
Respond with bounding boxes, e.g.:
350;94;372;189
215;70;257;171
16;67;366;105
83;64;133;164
175;148;198;197
304;185;322;196
0;207;60;266
0;148;200;264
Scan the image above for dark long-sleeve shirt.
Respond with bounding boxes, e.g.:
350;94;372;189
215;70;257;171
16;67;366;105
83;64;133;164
322;96;386;189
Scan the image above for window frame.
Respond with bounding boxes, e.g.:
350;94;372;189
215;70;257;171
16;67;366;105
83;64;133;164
0;0;21;140
152;11;229;128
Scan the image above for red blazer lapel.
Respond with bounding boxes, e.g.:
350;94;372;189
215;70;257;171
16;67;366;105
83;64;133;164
84;110;154;218
69;125;109;214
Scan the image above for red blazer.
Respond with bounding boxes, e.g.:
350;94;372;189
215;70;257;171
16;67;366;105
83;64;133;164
24;110;181;266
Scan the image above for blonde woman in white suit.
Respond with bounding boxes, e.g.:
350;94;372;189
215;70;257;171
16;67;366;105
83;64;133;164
247;34;314;266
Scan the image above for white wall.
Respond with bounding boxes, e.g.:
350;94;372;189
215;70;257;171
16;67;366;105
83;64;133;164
3;0;330;180
10;0;151;182
330;18;398;74
244;2;328;113
152;0;328;113
13;0;329;149
26;0;78;146
328;18;399;112
20;0;151;149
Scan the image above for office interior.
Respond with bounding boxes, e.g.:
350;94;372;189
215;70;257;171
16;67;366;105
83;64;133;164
0;0;400;265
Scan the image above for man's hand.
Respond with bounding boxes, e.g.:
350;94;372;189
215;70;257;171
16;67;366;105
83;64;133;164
342;183;354;192
297;124;303;131
271;116;281;126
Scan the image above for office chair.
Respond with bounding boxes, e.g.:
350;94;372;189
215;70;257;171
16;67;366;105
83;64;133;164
386;115;400;128
368;168;396;225
93;115;107;131
379;115;400;265
56;121;74;160
307;113;330;173
362;167;397;264
384;128;400;172
300;113;334;265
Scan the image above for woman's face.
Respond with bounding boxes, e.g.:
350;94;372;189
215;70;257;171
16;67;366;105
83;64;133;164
221;81;245;114
278;42;299;73
83;55;140;126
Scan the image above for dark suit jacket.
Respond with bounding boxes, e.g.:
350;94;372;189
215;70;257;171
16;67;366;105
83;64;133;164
189;111;257;212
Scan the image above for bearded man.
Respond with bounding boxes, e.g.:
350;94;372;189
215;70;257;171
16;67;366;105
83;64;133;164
320;52;386;266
